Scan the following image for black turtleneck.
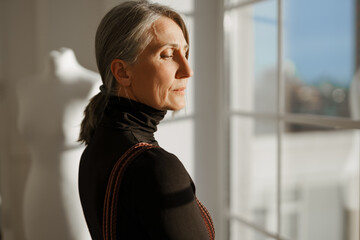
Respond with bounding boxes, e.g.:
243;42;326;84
78;97;213;240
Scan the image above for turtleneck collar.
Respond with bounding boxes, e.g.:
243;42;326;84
102;96;167;144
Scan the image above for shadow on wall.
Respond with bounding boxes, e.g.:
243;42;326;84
16;48;100;240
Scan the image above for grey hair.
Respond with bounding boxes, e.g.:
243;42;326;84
79;0;189;144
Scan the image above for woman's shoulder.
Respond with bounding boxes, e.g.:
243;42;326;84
127;146;193;191
131;146;186;173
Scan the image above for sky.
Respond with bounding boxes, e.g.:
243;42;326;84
253;0;356;87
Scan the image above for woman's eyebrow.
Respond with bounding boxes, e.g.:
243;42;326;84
160;43;189;51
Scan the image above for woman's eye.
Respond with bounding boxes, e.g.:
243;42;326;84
160;50;174;59
161;54;173;59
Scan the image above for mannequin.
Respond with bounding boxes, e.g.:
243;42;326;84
17;48;100;240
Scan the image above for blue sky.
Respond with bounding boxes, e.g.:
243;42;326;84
253;0;356;87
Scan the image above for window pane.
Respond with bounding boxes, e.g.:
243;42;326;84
225;0;248;6
156;119;195;176
225;0;278;113
230;219;278;240
230;116;278;235
281;126;359;240
283;0;358;119
151;0;194;14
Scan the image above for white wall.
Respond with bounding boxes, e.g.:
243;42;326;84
0;1;111;239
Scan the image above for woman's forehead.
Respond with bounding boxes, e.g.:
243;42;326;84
150;17;187;47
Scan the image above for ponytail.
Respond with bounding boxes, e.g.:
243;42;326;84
78;93;109;145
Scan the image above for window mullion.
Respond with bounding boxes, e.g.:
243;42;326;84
276;0;284;237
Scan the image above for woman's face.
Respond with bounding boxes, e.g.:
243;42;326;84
126;16;193;111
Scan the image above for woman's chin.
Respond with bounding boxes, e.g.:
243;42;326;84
167;101;186;111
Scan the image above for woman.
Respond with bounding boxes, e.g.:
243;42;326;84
78;1;215;239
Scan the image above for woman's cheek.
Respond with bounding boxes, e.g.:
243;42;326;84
155;85;166;104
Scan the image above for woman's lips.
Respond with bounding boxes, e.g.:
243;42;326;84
172;87;186;95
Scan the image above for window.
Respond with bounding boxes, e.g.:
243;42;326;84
225;0;360;240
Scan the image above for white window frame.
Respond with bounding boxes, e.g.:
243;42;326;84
223;0;360;239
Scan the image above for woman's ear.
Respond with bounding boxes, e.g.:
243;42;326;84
110;59;131;87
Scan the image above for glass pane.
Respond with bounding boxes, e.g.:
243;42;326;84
151;0;194;14
225;0;278;113
281;125;359;240
230;116;278;235
225;0;247;6
230;219;278;240
156;119;195;176
283;0;358;119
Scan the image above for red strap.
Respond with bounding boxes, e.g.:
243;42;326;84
196;198;215;240
103;142;158;240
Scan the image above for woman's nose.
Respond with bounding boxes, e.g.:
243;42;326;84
176;55;193;79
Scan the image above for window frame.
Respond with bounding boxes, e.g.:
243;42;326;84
223;0;360;239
